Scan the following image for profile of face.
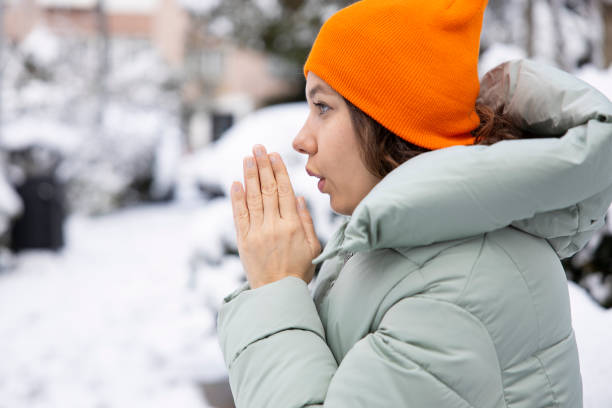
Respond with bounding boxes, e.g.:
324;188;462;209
293;72;381;215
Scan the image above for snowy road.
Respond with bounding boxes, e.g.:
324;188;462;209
0;204;221;408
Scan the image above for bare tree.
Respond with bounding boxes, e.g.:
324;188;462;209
94;0;109;133
587;0;605;68
525;0;535;58
550;0;569;69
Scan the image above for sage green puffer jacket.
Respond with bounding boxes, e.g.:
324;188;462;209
218;59;612;407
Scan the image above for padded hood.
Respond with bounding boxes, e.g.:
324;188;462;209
314;59;612;264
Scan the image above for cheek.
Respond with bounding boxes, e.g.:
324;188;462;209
317;111;374;213
325;122;360;167
321;122;362;178
324;149;364;213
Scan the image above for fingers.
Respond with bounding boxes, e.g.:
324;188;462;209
253;145;279;220
269;152;298;219
244;156;263;225
230;182;249;239
297;197;321;257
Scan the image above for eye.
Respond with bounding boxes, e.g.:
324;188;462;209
314;102;330;114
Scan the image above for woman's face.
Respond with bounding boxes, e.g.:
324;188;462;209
293;72;381;215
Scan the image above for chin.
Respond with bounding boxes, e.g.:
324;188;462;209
329;195;354;216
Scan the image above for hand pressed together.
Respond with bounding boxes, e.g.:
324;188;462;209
230;145;321;289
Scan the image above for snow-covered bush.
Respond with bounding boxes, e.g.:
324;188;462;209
2;29;183;215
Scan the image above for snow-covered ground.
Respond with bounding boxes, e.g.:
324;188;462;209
0;203;233;408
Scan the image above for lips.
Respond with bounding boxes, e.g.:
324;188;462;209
306;168;321;178
306;167;326;193
317;178;326;193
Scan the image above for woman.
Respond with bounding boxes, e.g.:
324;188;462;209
218;1;612;407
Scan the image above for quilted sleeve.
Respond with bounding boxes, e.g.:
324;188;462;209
217;276;337;408
218;277;504;407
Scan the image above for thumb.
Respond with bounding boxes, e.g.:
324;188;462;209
297;197;321;257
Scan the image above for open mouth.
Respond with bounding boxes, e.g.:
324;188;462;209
306;168;326;193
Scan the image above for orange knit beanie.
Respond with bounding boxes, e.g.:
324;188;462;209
303;0;488;150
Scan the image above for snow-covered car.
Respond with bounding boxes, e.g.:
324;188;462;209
179;102;344;267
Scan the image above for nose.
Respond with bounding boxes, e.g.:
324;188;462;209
293;117;317;155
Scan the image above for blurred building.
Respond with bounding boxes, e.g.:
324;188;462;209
2;0;300;150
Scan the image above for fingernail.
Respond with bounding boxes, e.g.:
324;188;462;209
246;157;255;168
269;154;278;163
232;182;241;192
298;197;306;210
254;146;265;157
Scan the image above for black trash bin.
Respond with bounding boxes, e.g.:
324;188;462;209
211;113;234;142
10;175;65;252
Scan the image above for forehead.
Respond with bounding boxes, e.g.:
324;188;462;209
305;72;338;100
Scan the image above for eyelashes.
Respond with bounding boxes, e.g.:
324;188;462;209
314;102;330;114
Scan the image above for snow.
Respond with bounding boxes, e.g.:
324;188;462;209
0;153;23;225
568;282;612;407
478;43;526;78
0;203;229;408
3;32;183;215
186;199;236;266
20;27;61;67
0;164;23;228
577;64;612;101
479;44;612;106
1;117;81;155
480;0;603;72
150;128;183;201
531;0;557;64
35;0;96;8
179;103;309;192
178;0;220;15
102;0;160;14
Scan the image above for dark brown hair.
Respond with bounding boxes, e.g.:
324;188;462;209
343;98;538;179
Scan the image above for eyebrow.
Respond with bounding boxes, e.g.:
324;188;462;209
306;85;332;101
